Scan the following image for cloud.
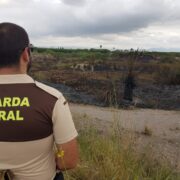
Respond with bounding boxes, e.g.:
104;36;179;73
0;0;180;49
0;0;10;5
0;0;169;37
61;0;87;6
50;0;168;37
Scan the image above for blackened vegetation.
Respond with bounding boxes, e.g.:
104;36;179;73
30;48;180;110
123;49;142;102
123;74;136;101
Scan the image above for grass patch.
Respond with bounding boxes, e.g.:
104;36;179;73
64;121;179;180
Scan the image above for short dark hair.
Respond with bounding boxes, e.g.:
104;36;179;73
0;22;29;68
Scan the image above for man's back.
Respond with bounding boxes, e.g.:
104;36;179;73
0;22;78;180
0;74;78;180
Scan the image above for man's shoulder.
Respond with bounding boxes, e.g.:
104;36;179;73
35;81;63;99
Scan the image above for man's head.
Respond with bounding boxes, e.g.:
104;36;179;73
0;22;32;73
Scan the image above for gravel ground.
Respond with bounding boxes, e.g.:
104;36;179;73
70;103;180;171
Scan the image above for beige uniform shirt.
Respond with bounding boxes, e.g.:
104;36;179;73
0;74;78;180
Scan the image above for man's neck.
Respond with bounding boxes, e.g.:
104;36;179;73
0;67;24;75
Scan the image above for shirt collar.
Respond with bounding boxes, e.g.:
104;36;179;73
0;74;34;84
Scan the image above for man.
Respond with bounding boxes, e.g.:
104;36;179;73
0;22;78;180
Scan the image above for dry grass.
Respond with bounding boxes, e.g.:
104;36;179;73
64;114;179;180
142;126;153;136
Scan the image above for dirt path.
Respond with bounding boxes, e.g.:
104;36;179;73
69;103;180;171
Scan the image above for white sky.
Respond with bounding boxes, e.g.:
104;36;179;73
0;0;180;50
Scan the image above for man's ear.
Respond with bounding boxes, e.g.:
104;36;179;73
21;47;30;64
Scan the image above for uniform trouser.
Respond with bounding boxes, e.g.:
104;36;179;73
0;171;11;180
53;172;64;180
2;172;64;180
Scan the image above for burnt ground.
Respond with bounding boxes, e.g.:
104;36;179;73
42;71;180;110
30;52;180;110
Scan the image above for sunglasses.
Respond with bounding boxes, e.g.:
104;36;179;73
20;44;34;55
27;44;34;55
28;44;34;53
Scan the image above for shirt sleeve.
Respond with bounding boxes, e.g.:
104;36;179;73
52;95;78;144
